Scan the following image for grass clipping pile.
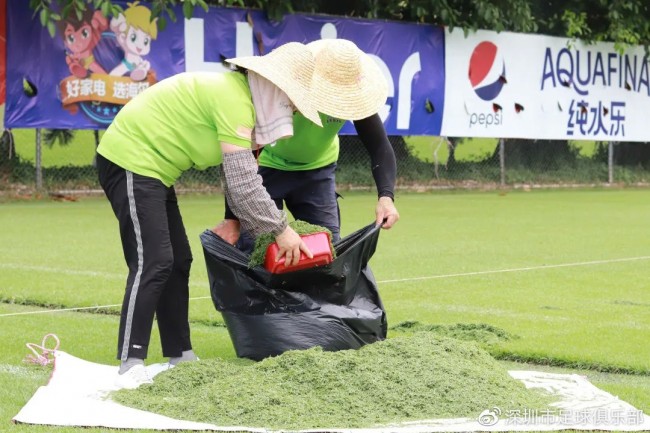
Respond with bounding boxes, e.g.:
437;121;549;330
113;333;552;430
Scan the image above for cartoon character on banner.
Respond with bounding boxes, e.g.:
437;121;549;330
57;2;158;125
109;2;158;82
59;9;109;78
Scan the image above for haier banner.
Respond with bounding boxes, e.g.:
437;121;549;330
442;29;650;142
4;2;445;135
0;0;6;106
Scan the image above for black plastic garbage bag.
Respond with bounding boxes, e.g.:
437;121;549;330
200;222;387;360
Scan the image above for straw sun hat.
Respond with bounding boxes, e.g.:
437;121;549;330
227;42;323;127
228;39;388;125
308;38;388;121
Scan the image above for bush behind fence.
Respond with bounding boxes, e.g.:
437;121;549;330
2;130;650;194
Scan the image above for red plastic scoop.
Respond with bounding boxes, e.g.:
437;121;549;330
264;232;333;274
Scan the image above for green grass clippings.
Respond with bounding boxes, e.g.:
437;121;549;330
113;332;553;430
248;220;336;268
389;321;518;345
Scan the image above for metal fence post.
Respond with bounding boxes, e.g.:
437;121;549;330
35;128;43;190
93;129;100;168
607;141;614;184
499;138;505;186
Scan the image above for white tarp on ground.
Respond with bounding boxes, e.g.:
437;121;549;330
13;351;650;432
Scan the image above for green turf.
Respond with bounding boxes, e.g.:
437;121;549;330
2;190;650;372
0;190;650;371
1;189;649;431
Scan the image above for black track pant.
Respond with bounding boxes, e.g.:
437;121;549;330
97;154;193;361
236;163;341;253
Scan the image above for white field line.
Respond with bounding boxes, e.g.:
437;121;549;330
0;263;207;287
0;296;212;317
377;255;650;284
1;255;649;317
0;263;121;279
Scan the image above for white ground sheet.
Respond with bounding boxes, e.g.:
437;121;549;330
13;351;650;432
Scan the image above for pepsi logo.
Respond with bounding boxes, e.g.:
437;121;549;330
468;41;506;101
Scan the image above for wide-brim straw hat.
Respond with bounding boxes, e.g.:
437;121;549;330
227;42;322;127
307;39;388;121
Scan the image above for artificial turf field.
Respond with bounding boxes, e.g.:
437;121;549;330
0;188;649;432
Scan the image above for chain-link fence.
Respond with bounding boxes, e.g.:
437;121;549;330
2;128;650;195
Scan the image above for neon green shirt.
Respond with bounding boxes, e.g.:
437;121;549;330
98;71;254;187
258;112;345;171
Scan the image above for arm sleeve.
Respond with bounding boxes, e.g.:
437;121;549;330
221;151;287;237
224;195;237;220
353;114;396;200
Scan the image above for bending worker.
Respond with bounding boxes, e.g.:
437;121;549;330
97;42;335;389
214;38;400;248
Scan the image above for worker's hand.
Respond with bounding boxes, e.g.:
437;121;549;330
211;219;241;245
376;196;400;229
274;226;313;267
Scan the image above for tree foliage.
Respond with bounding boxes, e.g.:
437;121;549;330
532;1;650;50
44;129;75;147
29;0;650;46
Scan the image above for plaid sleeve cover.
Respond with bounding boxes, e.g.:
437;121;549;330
221;151;288;237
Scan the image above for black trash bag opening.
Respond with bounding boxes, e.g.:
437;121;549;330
200;222;387;360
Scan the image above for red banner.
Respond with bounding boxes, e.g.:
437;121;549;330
0;0;6;105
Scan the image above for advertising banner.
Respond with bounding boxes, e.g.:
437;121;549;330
0;0;6;106
4;2;445;135
442;29;649;141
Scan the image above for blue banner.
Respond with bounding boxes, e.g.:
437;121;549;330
4;2;444;135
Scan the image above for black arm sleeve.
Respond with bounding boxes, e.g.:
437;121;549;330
223;149;261;220
224;195;238;220
353;114;396;200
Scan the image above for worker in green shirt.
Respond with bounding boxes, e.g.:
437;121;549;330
214;39;399;250
97;42;335;389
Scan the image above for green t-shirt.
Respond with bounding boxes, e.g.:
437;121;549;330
98;71;254;187
258;112;345;171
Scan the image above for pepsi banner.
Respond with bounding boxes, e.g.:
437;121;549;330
4;2;445;135
441;29;650;141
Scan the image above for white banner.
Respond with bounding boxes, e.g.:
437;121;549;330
441;29;650;141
